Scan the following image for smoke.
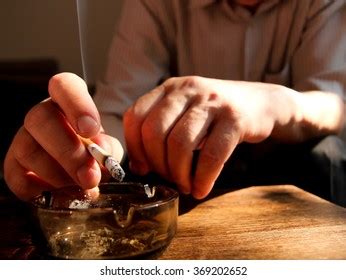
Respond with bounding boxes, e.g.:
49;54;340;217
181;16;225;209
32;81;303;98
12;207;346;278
76;0;89;84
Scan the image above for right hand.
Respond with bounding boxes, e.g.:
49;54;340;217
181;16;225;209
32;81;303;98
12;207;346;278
4;72;124;201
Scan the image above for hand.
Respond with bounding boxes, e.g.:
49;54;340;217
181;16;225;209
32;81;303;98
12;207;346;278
124;76;300;199
4;72;124;201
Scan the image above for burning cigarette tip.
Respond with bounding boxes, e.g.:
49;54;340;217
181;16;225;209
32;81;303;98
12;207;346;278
105;157;125;182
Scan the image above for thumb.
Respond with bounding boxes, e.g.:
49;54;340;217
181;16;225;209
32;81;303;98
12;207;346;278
48;72;101;138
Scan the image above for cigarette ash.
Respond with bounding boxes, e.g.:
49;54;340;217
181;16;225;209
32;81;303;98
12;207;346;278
69;199;92;209
105;157;125;182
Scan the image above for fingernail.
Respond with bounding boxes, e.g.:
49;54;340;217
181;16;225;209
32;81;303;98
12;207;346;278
179;185;191;195
192;191;206;200
77;115;99;135
129;160;149;175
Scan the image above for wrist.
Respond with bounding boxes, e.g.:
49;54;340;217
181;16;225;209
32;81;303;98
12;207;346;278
266;84;303;142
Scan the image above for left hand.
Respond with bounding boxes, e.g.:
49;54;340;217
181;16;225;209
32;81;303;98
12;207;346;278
123;76;300;198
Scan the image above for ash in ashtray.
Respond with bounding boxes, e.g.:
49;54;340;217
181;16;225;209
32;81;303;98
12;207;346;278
48;222;158;259
69;199;91;209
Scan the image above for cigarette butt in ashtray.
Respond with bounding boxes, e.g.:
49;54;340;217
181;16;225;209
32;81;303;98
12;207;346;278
80;137;125;182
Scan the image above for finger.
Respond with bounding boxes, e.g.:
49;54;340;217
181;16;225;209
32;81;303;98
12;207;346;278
4;151;57;201
141;88;193;178
192;119;240;199
167;101;215;194
11;126;75;187
123;84;166;175
24;99;101;189
48;72;100;137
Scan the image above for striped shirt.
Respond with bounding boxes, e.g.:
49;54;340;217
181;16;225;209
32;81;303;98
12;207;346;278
94;0;346;117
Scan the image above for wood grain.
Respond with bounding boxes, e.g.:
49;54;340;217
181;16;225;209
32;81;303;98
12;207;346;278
159;185;346;259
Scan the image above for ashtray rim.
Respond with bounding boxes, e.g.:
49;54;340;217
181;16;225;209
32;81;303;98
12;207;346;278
30;182;179;214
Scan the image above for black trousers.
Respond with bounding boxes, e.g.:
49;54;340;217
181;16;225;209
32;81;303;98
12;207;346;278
216;135;346;207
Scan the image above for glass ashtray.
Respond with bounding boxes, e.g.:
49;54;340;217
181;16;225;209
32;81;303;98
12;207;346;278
30;182;178;259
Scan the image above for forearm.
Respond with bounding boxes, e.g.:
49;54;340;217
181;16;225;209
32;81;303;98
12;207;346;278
272;88;345;142
300;90;344;135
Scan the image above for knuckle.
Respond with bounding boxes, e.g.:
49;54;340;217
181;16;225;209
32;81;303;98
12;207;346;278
220;101;237;117
24;104;42;131
48;72;82;95
13;131;40;163
48;73;66;94
163;77;178;87
180;76;201;89
24;102;51;132
163;76;202;92
125;101;145;122
207;91;220;102
129;97;148;119
9;126;39;161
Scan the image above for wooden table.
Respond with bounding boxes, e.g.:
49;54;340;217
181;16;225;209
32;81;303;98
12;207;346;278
159;185;346;259
0;180;345;259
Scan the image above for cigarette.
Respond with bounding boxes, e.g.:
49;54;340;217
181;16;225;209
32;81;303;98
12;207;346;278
80;137;125;182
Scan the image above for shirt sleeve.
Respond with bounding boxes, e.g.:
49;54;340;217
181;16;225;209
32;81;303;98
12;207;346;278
292;0;346;99
93;0;175;117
